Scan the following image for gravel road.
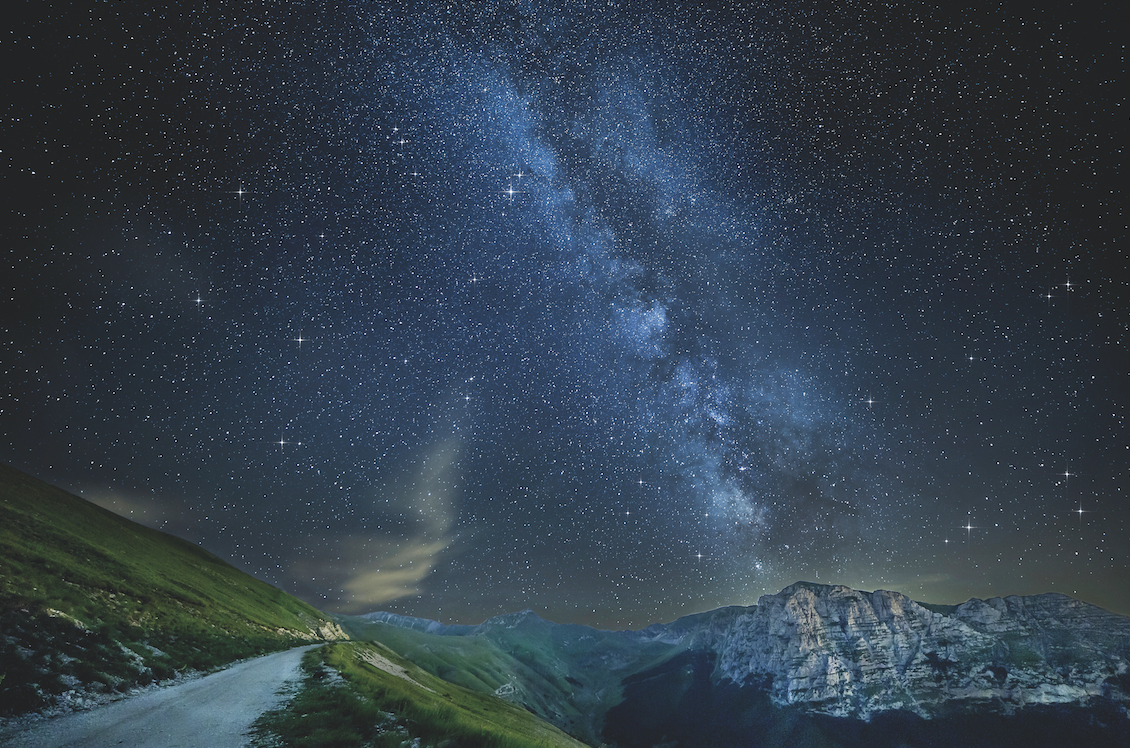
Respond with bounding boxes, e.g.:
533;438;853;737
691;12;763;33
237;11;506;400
0;644;320;748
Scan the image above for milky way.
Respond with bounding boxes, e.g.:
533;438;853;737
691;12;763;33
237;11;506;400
5;1;1126;627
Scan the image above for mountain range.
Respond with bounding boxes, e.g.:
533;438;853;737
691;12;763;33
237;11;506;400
340;584;1130;746
2;462;1128;747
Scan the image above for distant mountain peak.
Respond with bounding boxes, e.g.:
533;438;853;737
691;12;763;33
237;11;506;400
354;582;1130;724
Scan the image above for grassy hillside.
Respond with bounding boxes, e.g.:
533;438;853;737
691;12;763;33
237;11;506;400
0;463;344;716
336;613;681;744
253;641;591;748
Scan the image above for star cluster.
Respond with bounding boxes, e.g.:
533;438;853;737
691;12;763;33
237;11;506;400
4;0;1125;627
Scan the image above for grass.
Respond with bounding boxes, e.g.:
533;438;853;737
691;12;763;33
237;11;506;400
336;614;682;744
252;643;591;748
0;463;343;716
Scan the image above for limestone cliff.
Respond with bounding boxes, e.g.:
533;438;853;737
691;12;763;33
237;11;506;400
642;582;1130;720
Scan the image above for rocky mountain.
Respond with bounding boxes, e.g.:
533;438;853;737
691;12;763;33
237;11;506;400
352;581;1130;747
633;581;1130;720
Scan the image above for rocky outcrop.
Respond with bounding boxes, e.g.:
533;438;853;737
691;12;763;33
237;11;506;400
292;614;349;641
658;582;1130;720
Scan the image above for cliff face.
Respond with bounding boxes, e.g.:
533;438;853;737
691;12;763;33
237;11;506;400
358;582;1130;727
647;582;1130;720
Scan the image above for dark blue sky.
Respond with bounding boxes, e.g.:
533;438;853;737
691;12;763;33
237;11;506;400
5;0;1125;627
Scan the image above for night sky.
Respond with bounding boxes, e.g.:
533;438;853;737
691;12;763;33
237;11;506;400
5;1;1126;628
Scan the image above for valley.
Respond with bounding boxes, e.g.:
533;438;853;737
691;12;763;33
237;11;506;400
3;463;1128;747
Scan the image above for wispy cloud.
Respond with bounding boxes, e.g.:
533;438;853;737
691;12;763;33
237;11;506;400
290;439;461;614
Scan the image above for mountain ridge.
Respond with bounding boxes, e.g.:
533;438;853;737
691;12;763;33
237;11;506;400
353;580;1130;724
361;581;1126;636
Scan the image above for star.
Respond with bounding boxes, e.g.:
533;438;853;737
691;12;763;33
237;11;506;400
276;435;302;450
9;0;1127;634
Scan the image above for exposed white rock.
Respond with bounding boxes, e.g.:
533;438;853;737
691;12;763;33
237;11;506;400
290;613;349;640
694;582;1130;720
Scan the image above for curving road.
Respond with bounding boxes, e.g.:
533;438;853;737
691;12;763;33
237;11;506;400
0;645;320;748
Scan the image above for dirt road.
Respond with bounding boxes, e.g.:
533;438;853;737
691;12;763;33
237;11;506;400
0;645;320;748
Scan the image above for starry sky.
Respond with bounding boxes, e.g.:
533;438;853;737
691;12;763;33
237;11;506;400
4;0;1126;628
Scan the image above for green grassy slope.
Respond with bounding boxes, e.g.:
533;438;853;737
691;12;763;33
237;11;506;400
254;641;592;748
337;614;681;744
0;463;344;716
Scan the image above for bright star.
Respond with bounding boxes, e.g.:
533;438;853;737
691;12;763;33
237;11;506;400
276;434;302;450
